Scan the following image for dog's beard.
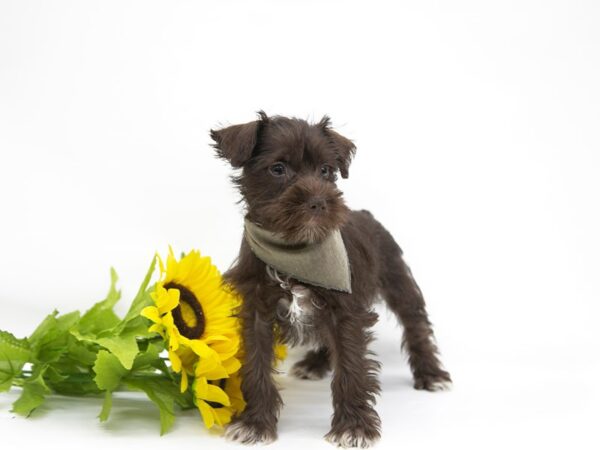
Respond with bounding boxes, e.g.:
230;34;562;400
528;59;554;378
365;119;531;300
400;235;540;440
294;218;334;244
250;178;350;244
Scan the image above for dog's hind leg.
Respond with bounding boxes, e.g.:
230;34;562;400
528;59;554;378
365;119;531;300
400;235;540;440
290;346;331;380
378;233;452;391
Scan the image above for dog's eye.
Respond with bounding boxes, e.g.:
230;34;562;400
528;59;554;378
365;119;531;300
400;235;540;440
269;162;286;177
320;164;332;178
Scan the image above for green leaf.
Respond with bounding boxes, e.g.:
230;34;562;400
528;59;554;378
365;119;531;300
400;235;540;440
63;339;98;367
125;377;177;435
77;268;122;336
44;365;68;384
29;311;80;347
29;311;81;364
72;328;139;370
93;350;128;391
28;312;58;347
95;331;140;370
151;358;172;379
99;390;112;422
117;256;157;332
69;257;157;371
11;366;50;417
78;309;121;337
0;330;31;391
173;385;195;410
119;315;155;339
47;374;101;396
132;341;164;371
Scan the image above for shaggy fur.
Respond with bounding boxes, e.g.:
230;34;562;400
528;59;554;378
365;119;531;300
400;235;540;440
210;112;451;447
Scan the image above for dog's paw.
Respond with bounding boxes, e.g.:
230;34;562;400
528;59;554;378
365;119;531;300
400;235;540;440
413;370;452;392
225;419;277;445
290;359;330;380
325;426;381;448
325;409;381;448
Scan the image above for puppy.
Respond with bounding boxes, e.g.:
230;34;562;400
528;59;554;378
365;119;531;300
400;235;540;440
210;112;451;448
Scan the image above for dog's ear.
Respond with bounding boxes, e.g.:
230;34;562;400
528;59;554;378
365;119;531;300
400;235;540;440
210;111;268;168
318;115;356;179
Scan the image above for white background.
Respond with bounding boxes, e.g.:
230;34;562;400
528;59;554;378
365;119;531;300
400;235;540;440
1;1;598;449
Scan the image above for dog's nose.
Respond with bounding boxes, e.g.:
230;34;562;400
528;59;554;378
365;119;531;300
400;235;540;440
308;197;327;213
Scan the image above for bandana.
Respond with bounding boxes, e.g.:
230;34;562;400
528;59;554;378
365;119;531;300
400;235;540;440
244;219;352;293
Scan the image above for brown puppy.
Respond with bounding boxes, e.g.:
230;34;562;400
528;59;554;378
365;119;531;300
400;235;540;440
211;112;451;448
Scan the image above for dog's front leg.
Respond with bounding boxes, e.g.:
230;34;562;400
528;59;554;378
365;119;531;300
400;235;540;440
225;292;281;444
324;307;381;448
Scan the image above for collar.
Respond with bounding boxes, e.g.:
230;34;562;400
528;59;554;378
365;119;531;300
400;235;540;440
243;219;352;293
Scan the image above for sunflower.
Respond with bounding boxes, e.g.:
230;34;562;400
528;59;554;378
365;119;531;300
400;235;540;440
141;248;242;393
192;357;245;428
193;332;287;428
274;334;288;365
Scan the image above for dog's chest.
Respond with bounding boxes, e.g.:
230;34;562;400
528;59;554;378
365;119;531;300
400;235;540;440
267;266;322;346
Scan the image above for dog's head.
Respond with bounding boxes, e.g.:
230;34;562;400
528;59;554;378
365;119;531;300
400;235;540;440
210;111;355;243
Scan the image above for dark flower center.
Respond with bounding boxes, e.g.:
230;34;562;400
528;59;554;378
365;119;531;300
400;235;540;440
165;282;206;339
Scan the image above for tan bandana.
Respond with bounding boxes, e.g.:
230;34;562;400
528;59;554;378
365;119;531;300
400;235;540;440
244;219;352;293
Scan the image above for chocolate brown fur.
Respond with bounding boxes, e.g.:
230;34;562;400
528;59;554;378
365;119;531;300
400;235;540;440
210;112;451;447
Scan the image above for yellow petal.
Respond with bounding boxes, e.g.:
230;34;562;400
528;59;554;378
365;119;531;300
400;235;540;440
189;340;217;359
202;335;230;343
214;407;233;426
180;370;188;393
162;313;175;329
197;400;215;429
222;356;241;375
204;383;231;407
194;376;209;398
158;288;180;314
194;356;219;376
166;247;178;281
198;361;229;380
169;328;180;352
275;344;288;361
148;324;164;337
169;350;182;373
140;306;160;323
157;252;165;276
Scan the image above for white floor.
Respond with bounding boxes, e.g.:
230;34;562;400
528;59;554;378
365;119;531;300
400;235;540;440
2;304;597;450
